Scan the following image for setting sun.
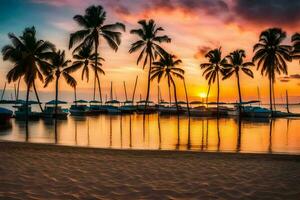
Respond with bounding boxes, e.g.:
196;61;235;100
199;92;207;98
0;1;299;200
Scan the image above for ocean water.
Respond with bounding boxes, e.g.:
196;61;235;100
0;104;300;154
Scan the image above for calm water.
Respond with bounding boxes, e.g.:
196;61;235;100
0;106;300;154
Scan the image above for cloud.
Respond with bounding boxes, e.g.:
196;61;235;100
194;46;211;59
31;0;230;20
51;20;77;32
31;0;88;7
233;0;300;27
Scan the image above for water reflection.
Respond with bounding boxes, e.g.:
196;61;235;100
158;114;162;150
236;118;242;153
0;114;299;154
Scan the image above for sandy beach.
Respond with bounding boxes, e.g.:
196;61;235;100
0;141;299;200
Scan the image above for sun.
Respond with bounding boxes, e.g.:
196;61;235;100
198;92;207;98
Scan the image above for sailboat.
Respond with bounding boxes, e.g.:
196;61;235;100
89;100;107;114
120;81;137;114
189;101;213;117
105;82;121;114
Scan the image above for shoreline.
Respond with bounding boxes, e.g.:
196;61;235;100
0;141;300;199
1;139;300;156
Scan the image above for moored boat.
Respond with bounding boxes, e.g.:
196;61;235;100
69;100;90;116
158;101;186;115
42;100;68;119
89;100;107;115
0;107;13;122
13;100;42;120
105;100;121;114
136;100;157;114
120;100;136;114
189;106;213;117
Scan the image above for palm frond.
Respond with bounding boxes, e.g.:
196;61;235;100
69;29;90;49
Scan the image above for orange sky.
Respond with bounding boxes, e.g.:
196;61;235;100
0;0;300;103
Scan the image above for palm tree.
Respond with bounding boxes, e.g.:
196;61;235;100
2;26;54;116
69;5;125;101
253;28;291;115
200;48;226;115
291;33;300;63
67;43;105;101
223;49;254;105
44;50;77;117
150;53;184;112
129;19;171;110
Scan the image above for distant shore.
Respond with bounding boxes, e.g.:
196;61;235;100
0;141;299;199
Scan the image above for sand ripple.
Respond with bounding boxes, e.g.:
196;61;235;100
0;142;299;200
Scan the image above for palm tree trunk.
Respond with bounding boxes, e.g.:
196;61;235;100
55;75;59;118
144;52;152;112
272;83;276;111
25;84;30;141
269;76;273;116
16;77;21;101
93;42;99;101
237;72;242;103
33;80;44;112
93;73;96;100
206;84;211;105
96;72;102;102
183;78;190;115
168;83;172;106
171;79;179;115
216;70;220;117
236;72;242;115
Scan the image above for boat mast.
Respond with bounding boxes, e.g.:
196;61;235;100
110;81;113;101
286;90;290;113
1;82;7;101
257;86;261;106
114;88;118;101
74;86;77;106
123;81;128;102
132;76;138;102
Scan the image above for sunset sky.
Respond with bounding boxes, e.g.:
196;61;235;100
0;0;300;103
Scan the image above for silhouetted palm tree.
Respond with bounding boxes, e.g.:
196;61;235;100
69;5;125;101
129;19;171;110
200;48;226;114
223;49;254;104
44;50;77;117
68;43;105;101
253;28;291;115
2;26;54;115
150;53;184;112
291;33;300;63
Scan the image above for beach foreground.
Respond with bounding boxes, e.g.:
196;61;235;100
0;142;299;200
